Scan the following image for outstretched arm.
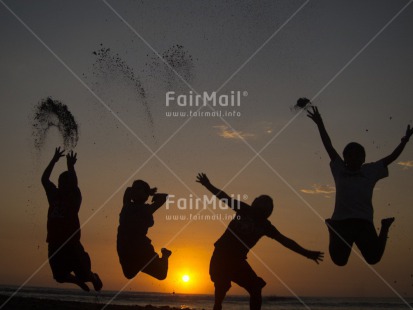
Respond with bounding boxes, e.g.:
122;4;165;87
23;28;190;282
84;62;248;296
196;173;230;200
196;173;246;211
307;106;340;161
270;227;324;264
41;147;65;187
66;151;78;186
381;125;413;166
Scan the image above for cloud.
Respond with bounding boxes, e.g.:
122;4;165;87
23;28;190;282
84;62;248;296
214;125;254;140
258;121;273;134
397;161;413;169
301;184;336;196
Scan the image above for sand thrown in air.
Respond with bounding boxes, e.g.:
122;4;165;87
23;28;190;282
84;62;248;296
147;44;195;91
32;97;79;150
291;97;312;112
91;44;154;126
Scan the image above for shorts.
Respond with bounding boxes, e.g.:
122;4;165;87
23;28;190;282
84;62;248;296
209;249;266;292
117;236;161;279
326;218;376;246
48;241;91;282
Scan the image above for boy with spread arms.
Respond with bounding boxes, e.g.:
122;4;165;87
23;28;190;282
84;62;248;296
307;106;413;266
196;173;323;310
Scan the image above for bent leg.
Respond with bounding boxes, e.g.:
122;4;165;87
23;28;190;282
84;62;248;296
48;243;90;291
326;219;354;266
209;251;232;310
71;242;92;282
57;273;91;291
142;255;168;280
117;239;165;280
232;260;266;310
247;287;263;310
356;218;394;265
142;248;172;280
71;242;103;291
118;248;140;280
213;283;230;310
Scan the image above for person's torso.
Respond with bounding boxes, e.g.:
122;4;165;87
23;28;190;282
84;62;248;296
46;187;82;244
117;203;154;243
331;159;387;221
214;211;272;258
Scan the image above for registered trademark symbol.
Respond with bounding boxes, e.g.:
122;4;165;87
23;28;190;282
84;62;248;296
243;91;248;97
243;194;248;200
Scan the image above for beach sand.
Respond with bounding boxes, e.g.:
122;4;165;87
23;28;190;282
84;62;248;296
0;295;186;310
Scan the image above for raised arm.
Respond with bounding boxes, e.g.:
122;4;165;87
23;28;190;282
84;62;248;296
196;173;230;200
269;227;324;264
307;106;340;161
41;147;65;187
196;173;247;211
66;150;78;186
381;125;413;166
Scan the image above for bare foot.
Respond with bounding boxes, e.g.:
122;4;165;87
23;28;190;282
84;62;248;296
91;273;103;292
161;248;172;259
381;217;395;230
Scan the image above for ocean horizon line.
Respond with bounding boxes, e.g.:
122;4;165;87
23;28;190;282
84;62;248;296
1;283;412;300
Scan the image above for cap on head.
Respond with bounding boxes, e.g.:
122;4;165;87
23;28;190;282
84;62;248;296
132;180;150;194
131;180;151;203
251;195;274;219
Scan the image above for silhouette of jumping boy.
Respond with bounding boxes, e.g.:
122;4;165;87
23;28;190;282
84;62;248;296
117;180;172;280
196;173;323;310
42;147;102;291
307;106;413;266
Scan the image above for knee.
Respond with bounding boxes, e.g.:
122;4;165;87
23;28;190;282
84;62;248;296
361;248;382;265
329;249;350;266
123;270;137;280
364;255;380;265
121;262;139;279
245;277;265;297
331;257;348;266
214;282;230;303
54;277;65;283
152;271;167;280
125;274;136;280
247;286;262;298
153;274;167;280
53;274;68;283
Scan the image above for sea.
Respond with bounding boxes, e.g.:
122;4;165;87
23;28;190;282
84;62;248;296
1;285;413;310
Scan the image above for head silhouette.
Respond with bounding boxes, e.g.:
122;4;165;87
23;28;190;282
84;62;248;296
251;195;274;219
343;142;365;171
58;171;76;192
131;180;151;203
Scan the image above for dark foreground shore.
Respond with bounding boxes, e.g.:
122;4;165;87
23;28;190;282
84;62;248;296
0;295;188;310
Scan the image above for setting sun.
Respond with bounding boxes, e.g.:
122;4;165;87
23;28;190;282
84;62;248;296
182;275;190;283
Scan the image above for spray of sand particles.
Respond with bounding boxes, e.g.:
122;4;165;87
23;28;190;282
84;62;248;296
32;97;79;151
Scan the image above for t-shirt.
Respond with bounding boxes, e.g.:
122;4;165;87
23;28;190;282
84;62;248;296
117;203;154;245
330;158;388;222
214;200;280;259
44;181;81;245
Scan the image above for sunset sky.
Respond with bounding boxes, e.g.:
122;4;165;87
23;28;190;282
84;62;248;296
1;0;413;300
